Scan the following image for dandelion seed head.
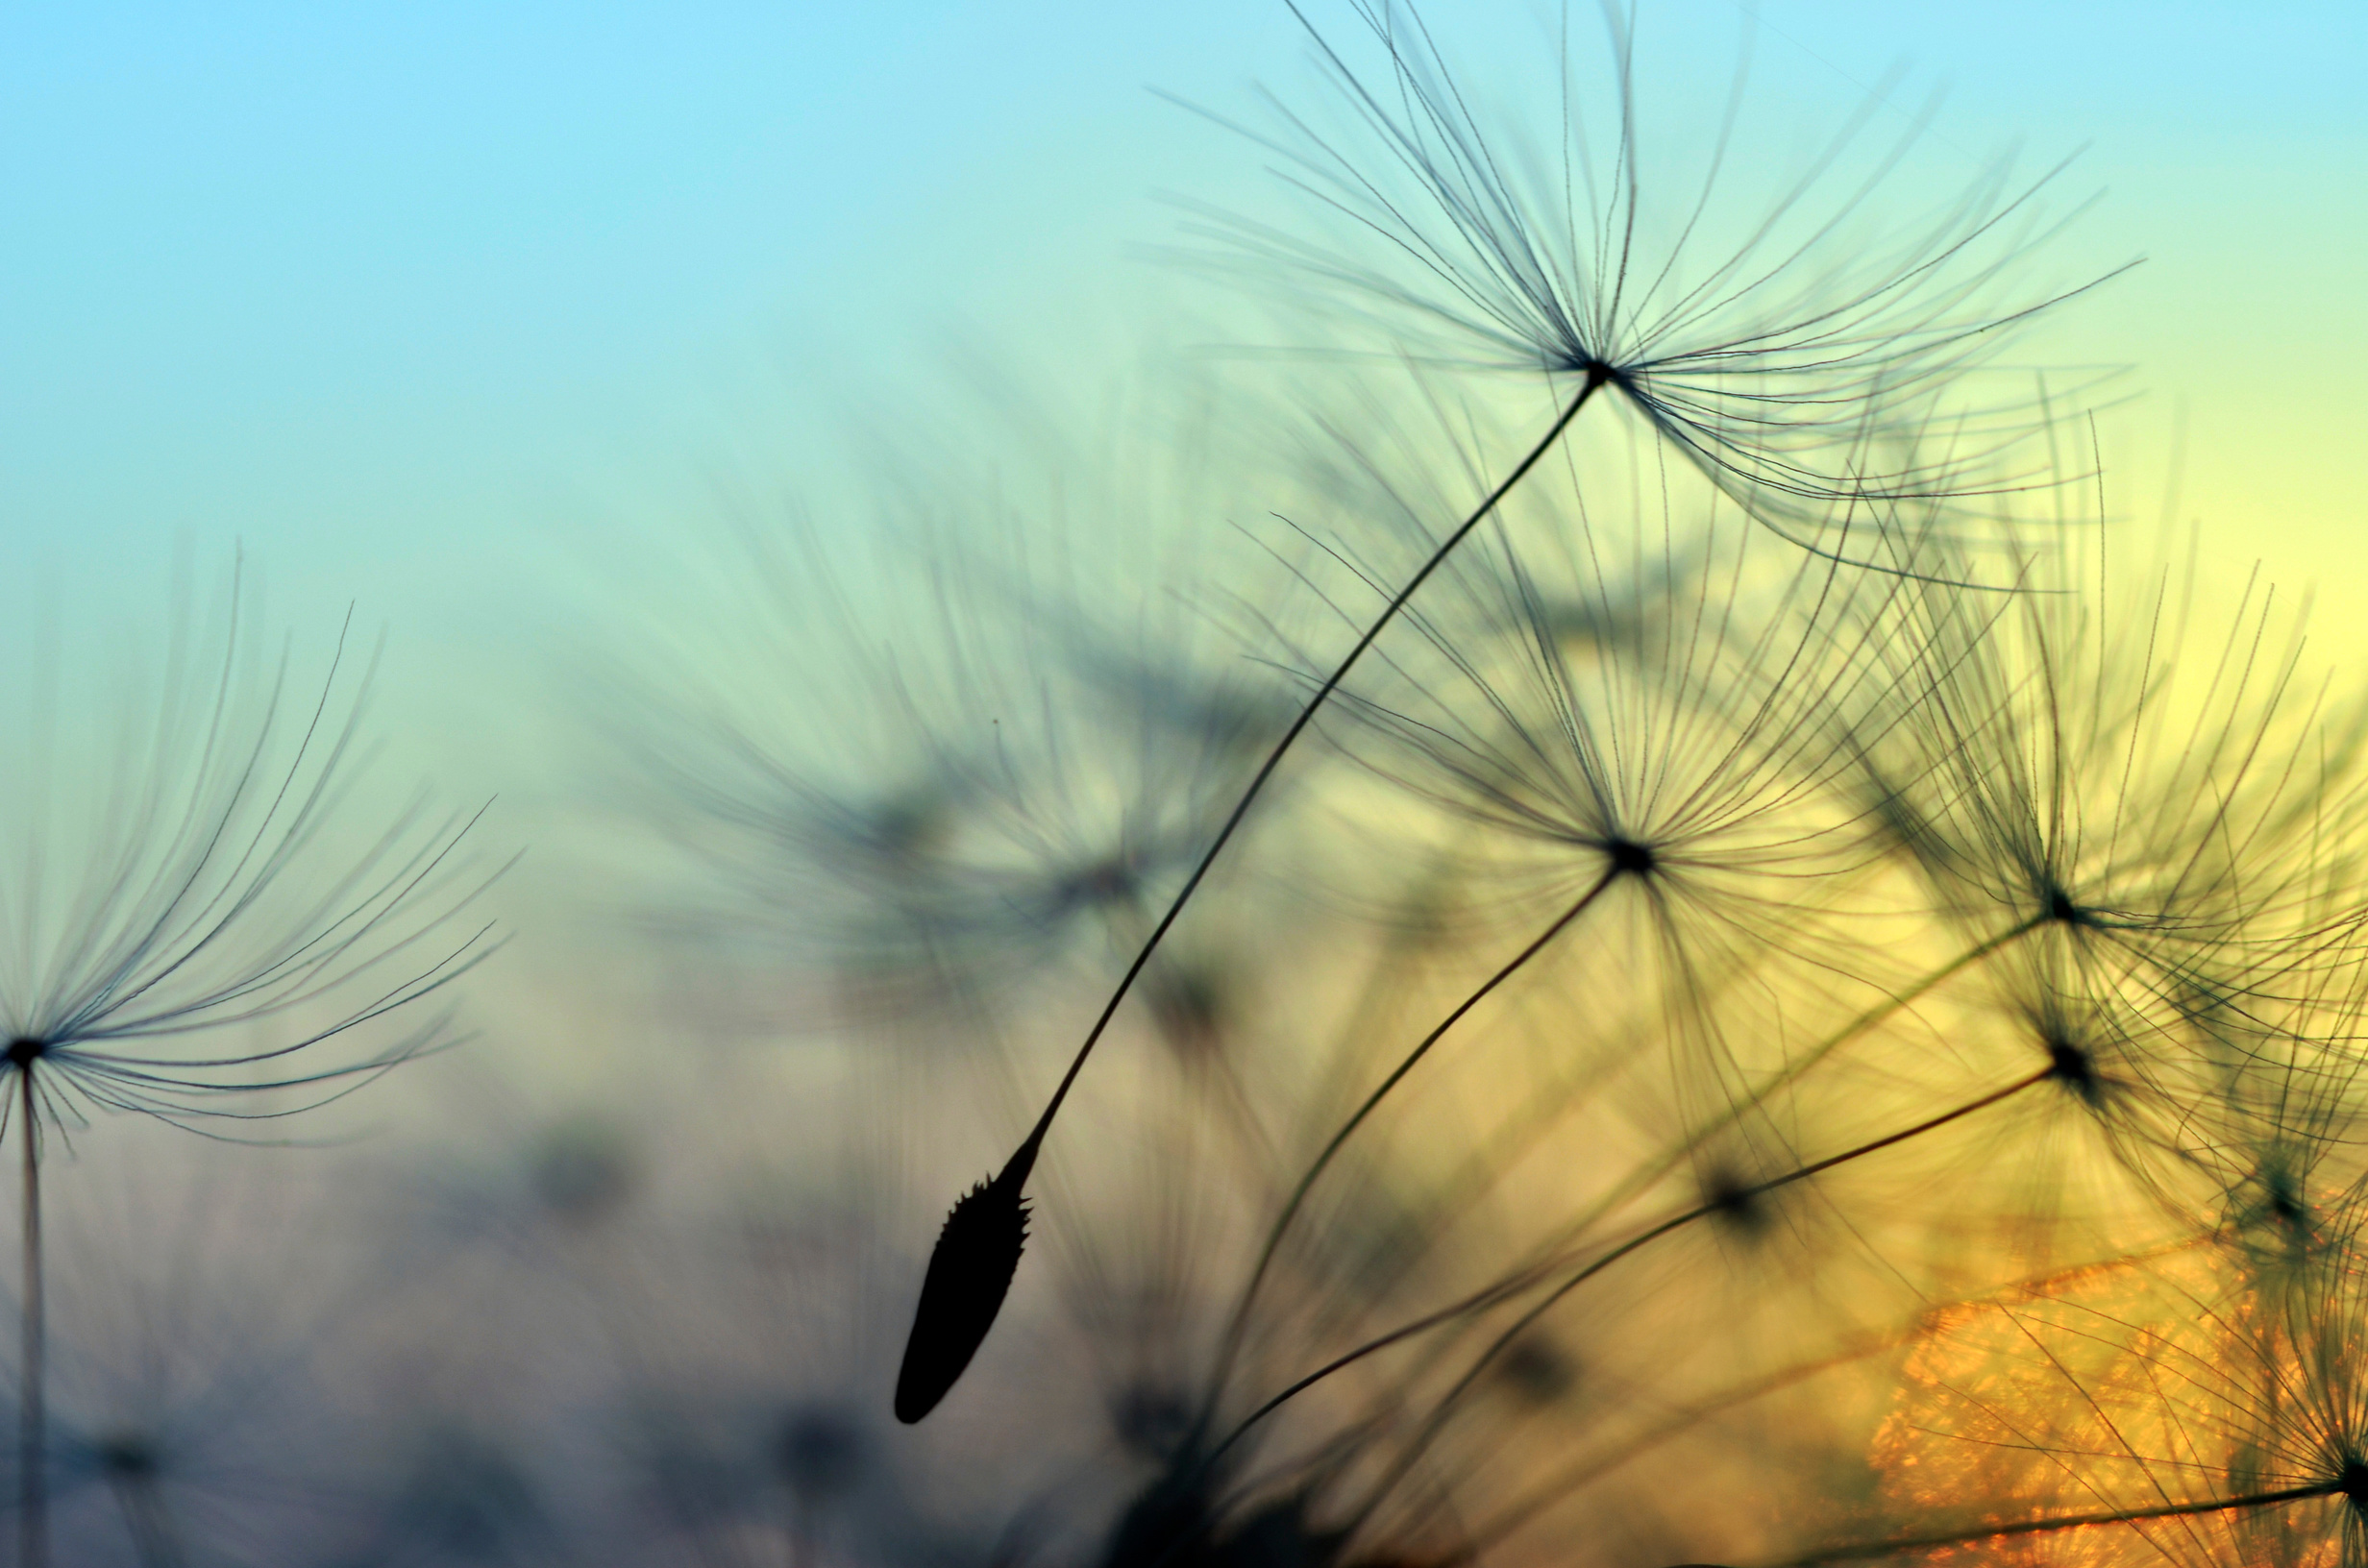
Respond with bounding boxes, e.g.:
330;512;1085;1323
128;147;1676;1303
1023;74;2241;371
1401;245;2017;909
861;787;954;866
0;571;499;1139
1053;853;1150;919
1323;463;1899;957
1182;0;2128;547
641;469;1309;1037
2230;1145;2335;1279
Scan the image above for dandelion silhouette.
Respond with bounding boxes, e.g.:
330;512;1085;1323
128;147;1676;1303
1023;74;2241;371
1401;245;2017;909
1176;0;2130;540
897;0;2128;1427
0;574;500;1567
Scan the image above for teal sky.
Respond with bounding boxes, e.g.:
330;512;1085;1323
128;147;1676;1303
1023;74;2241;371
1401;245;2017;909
3;1;2363;796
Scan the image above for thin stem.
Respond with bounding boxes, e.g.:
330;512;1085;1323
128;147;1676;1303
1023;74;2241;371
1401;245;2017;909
1002;372;1612;1186
18;1066;44;1568
1772;1481;2340;1565
1200;865;1624;1426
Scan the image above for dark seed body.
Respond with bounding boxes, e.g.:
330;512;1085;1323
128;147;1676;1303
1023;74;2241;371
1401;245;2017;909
894;1167;1031;1423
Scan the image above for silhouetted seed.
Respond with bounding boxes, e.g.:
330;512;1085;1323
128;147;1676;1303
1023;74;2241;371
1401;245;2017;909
894;1157;1032;1423
3;1039;42;1070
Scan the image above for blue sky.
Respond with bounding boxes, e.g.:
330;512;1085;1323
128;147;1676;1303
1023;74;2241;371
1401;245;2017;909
2;0;2361;775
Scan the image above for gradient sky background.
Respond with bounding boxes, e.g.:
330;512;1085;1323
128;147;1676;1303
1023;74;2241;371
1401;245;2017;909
1;9;2362;1541
3;0;2362;828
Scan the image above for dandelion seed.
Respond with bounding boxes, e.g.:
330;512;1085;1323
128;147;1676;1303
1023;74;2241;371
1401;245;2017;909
0;570;501;1568
1176;0;2129;540
894;1161;1033;1424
